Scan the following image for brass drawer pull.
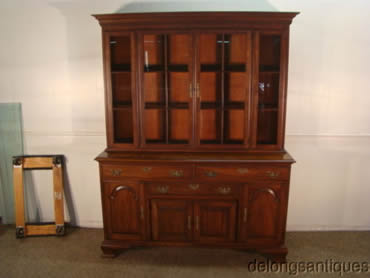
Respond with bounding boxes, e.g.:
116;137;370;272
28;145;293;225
169;170;184;177
157;185;169;194
111;169;122;176
237;168;249;174
195;216;199;231
140;206;144;220
243;208;248;223
205;170;217;177
189;184;200;190
266;171;280;178
188;216;192;231
217;186;231;194
189;84;193;98
142;167;152;173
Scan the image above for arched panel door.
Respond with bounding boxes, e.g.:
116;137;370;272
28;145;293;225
103;182;145;241
240;183;288;245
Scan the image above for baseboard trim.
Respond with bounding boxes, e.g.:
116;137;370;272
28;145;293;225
287;225;370;231
23;131;370;138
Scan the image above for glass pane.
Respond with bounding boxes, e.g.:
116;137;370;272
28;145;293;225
113;109;133;143
257;34;281;145
111;36;131;70
199;33;248;145
224;110;244;144
200;109;221;144
0;103;23;224
257;110;278;144
143;34;192;145
169;109;190;143
224;34;247;71
110;36;134;144
144;109;165;144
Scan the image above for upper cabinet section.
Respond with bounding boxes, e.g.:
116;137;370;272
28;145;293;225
94;12;298;152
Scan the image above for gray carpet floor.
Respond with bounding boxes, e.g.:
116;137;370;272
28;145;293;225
0;226;369;278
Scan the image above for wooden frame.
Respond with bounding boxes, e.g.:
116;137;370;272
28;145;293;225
13;155;65;238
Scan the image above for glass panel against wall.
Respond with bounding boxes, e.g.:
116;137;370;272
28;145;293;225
257;35;281;145
110;35;134;143
143;34;192;145
199;33;249;145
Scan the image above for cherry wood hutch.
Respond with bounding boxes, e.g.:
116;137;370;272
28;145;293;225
94;11;298;262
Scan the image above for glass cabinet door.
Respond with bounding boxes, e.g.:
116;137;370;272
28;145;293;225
142;33;193;146
256;34;282;146
198;33;251;146
109;34;135;145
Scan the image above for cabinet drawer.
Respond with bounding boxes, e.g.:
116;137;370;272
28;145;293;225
101;165;192;179
146;183;241;196
195;166;289;181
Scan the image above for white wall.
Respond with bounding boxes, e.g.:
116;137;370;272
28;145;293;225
0;0;369;230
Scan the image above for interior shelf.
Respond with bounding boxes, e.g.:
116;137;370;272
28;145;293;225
200;102;244;110
111;64;131;72
144;64;189;72
115;137;134;143
145;102;189;109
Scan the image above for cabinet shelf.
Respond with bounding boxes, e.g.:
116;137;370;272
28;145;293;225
259;65;280;72
201;64;246;72
145;102;189;109
146;139;188;144
200;102;244;110
144;64;189;72
111;64;131;72
115;137;134;143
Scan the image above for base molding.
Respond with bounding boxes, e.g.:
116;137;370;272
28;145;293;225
100;240;288;261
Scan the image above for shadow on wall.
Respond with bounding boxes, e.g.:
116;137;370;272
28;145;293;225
116;0;278;13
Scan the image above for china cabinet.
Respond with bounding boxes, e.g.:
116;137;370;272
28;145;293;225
94;11;298;262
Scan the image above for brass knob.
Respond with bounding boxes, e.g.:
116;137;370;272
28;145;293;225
111;169;122;176
169;170;184;177
188;184;200;190
266;171;280;178
157;185;169;194
237;168;249;174
142;167;152;173
217;186;231;194
205;171;217;177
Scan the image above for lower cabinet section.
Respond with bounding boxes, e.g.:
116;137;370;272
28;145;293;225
102;181;288;243
99;164;292;261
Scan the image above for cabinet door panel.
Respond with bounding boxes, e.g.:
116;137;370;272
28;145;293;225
194;200;237;242
254;32;287;148
197;32;251;147
106;33;137;147
151;199;192;241
142;33;194;146
240;183;287;244
103;182;144;240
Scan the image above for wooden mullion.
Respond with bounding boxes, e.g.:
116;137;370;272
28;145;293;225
245;32;252;147
220;33;225;144
164;34;169;144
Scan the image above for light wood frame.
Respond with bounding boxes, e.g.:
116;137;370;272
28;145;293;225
13;155;65;238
